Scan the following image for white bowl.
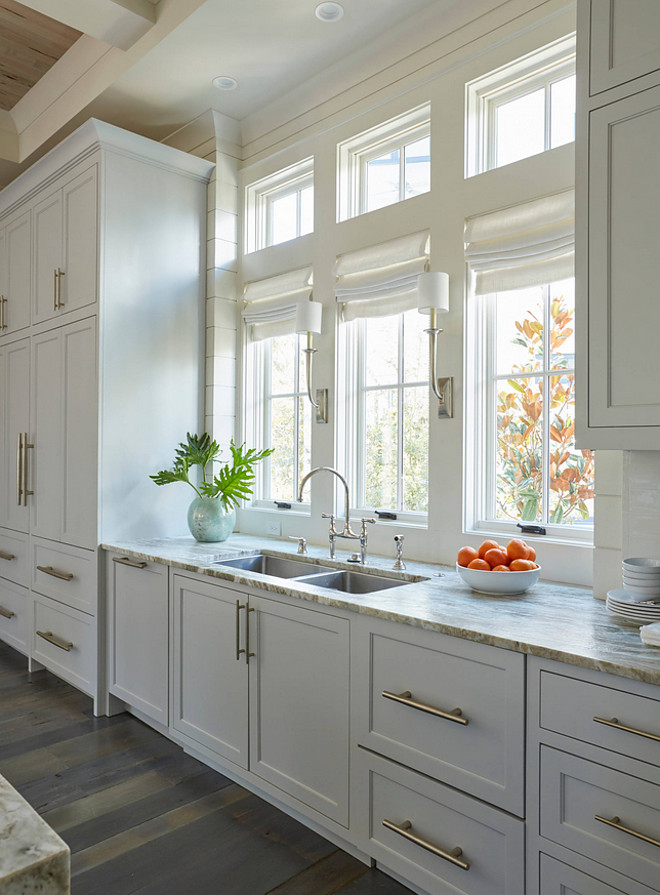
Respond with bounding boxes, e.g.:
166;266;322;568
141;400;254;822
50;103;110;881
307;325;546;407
623;581;660;598
456;562;541;595
621;567;660;580
622;557;660;574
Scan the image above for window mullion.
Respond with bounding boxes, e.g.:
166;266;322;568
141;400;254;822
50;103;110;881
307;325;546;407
397;316;405;511
542;286;551;525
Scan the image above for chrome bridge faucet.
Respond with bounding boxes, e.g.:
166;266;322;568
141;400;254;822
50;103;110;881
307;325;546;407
297;466;375;563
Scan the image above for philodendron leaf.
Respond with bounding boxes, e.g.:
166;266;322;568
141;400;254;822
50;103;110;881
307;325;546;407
202;441;275;510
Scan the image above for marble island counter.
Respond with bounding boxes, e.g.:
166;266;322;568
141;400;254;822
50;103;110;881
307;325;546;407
102;535;660;687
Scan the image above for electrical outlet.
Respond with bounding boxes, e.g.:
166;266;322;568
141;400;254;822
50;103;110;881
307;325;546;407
266;519;281;536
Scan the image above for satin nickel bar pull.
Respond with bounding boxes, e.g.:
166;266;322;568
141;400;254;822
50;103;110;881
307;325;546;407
16;432;22;506
382;690;468;725
37;630;73;651
0;605;16;619
0;551;16;561
0;295;6;330
37;565;75;581
22;434;33;505
593;716;660;743
236;601;246;661
245;606;255;664
53;269;58;311
56;268;65;308
595;815;660;849
112;556;148;569
382;819;470;870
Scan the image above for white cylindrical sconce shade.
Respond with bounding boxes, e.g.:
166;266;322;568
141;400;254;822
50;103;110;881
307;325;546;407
295;299;323;334
417;271;449;314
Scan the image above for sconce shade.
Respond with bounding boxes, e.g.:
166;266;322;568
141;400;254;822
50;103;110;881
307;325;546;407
295;299;323;334
417;271;449;314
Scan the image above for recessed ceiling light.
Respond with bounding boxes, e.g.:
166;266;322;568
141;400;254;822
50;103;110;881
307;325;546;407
315;2;344;22
213;76;238;91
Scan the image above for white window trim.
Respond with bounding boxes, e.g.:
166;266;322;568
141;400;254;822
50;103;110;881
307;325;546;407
245;157;314;253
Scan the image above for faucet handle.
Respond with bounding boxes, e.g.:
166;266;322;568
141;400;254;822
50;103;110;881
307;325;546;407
393;534;406;570
360;517;376;535
288;536;307;555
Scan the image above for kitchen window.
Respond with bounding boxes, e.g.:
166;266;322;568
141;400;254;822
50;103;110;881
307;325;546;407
245;158;314;253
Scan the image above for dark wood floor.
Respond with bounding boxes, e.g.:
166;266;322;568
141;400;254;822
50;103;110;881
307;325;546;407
0;641;413;895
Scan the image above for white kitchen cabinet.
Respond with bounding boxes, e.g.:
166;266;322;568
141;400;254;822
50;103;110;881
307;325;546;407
0;209;31;337
589;0;660;96
107;554;169;726
32;165;98;326
0;337;29;533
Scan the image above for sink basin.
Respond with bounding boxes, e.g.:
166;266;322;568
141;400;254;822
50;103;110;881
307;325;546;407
215;554;332;578
295;569;408;594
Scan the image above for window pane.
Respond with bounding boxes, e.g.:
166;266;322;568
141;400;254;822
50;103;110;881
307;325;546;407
402;385;428;512
496;376;543;523
270;397;296;498
550;74;576;148
365;149;400;212
365;389;398;510
548;372;594;525
270;192;298;245
300;185;313;236
495;88;545;166
549;279;575;370
298;396;311;488
365;316;399;386
403;136;430;199
403;309;427;383
271;334;296;394
496;287;544;375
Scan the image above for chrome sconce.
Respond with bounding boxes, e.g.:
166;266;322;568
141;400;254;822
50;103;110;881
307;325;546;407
418;271;453;418
295;299;328;423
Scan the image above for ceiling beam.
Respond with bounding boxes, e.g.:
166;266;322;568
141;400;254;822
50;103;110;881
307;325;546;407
18;0;156;50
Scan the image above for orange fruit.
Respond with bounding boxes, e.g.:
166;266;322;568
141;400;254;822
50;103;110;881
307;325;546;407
506;539;530;561
484;548;508;568
510;558;537;571
492;565;510;571
478;539;501;559
527;546;536;562
457;546;479;567
467;558;490;571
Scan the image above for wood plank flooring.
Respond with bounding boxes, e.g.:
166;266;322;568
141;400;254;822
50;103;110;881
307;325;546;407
0;642;413;895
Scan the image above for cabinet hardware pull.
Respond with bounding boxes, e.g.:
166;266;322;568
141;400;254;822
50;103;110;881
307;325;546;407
56;268;65;308
595;815;660;849
53;269;58;311
382;819;470;870
36;565;75;581
37;630;73;651
16;433;22;506
236;601;246;661
0;551;16;561
0;605;16;619
112;556;147;569
22;434;33;505
382;690;468;725
593;715;660;743
0;295;6;330
245;606;255;664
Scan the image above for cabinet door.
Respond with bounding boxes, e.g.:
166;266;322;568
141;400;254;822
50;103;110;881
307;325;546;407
33;188;63;325
108;554;168;724
2;210;31;336
31;318;97;546
590;0;660;96
585;84;660;446
248;594;350;826
0;338;29;532
170;575;249;768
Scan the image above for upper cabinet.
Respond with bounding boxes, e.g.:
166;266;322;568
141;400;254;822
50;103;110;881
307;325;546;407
576;1;660;449
589;0;660;96
0;209;31;337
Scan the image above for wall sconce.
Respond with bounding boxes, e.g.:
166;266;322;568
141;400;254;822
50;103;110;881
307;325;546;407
295;299;328;423
417;271;453;418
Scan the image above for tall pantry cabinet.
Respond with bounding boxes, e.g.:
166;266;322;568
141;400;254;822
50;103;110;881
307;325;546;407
0;120;213;710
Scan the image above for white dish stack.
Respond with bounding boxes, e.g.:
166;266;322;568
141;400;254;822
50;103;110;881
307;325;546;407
606;557;660;625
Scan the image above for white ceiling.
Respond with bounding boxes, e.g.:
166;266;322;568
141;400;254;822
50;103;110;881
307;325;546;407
0;0;495;188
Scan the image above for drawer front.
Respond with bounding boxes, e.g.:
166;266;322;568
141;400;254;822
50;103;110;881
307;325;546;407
0;578;28;655
539;853;643;895
33;594;95;695
356;750;524;895
358;624;525;814
540;669;660;767
0;528;29;586
539;746;660;892
32;538;96;614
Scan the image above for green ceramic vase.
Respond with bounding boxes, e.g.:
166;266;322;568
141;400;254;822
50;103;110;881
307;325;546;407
187;497;236;542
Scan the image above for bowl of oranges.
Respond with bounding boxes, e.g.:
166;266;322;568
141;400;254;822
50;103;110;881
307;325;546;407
455;539;540;595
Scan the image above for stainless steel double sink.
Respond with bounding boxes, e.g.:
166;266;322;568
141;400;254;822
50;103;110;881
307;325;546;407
214;553;417;594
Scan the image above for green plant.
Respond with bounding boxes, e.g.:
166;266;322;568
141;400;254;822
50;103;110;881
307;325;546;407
150;433;274;511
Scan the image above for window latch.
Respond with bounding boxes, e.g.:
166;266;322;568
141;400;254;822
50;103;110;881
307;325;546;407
375;510;397;520
517;522;546;535
274;501;292;510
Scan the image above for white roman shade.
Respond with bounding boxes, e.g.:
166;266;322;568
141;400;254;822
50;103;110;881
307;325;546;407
465;190;574;295
242;267;313;341
335;231;430;321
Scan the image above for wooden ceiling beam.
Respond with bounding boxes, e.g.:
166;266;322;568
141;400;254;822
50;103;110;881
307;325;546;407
17;0;156;51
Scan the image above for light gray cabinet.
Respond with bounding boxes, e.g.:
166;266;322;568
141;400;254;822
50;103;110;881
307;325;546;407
588;0;660;96
0;337;29;533
0;208;31;337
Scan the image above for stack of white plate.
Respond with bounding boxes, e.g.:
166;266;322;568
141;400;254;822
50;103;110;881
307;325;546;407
607;558;660;624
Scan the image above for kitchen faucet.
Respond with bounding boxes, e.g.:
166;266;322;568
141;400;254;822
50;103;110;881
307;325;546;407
297;466;375;563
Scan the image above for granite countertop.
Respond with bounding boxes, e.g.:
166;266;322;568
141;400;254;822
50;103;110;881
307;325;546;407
102;535;660;687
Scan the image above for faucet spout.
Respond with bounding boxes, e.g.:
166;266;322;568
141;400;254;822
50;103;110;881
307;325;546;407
297;466;358;538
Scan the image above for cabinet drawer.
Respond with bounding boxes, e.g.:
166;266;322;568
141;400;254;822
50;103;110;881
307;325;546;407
32;538;96;614
539;853;653;895
539;746;660;892
356;621;525;814
32;594;95;696
0;529;29;586
0;578;28;655
540;669;660;767
356;749;524;895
